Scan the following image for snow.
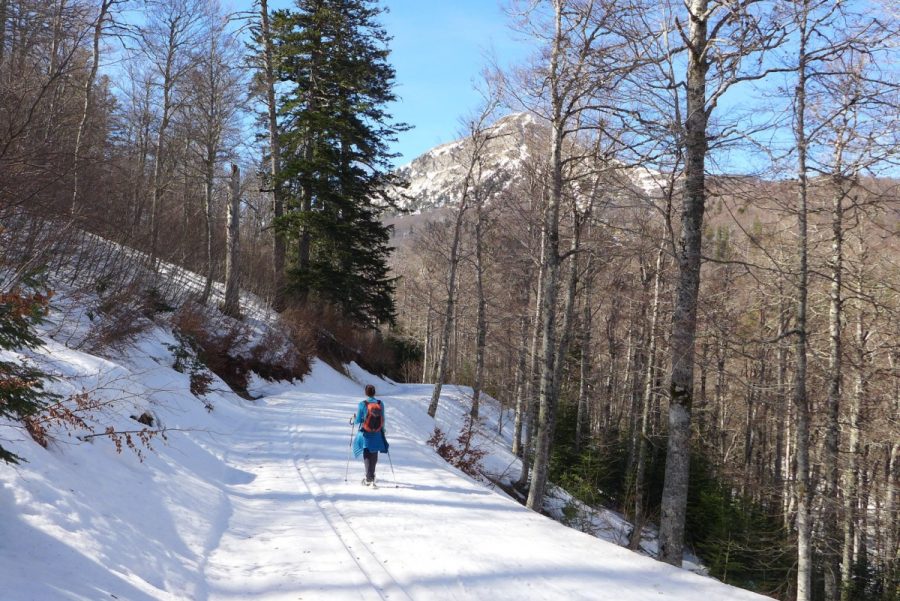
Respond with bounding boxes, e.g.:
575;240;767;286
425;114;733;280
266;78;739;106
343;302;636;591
1;317;771;600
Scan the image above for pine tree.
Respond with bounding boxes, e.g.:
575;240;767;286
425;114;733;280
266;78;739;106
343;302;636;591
270;0;406;326
0;273;56;464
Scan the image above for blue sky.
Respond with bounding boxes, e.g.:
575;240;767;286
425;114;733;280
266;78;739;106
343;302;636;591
270;0;530;166
378;0;529;164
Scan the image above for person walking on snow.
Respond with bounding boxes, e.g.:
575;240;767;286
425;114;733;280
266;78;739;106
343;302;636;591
352;384;389;486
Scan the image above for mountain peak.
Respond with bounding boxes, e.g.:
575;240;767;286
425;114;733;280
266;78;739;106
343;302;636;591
389;112;545;213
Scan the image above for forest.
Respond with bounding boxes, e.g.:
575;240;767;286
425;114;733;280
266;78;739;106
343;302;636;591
0;1;897;601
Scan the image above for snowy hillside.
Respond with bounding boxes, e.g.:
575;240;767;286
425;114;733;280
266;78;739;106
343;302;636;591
1;313;772;600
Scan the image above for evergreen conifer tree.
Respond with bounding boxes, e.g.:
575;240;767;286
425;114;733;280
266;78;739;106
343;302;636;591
270;0;406;326
0;274;56;463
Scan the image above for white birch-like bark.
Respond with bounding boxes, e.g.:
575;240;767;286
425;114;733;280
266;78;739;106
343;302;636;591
575;260;593;453
512;311;530;457
525;1;565;511
517;260;543;489
427;111;495;418
792;5;813;595
421;289;432;383
840;258;867;601
470;182;487;420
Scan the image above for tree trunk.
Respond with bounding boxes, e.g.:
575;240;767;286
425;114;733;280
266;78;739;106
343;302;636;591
883;442;898;594
511;227;535;458
551;222;581;404
200;146;215;304
427;113;493;417
71;0;113;216
427;186;468;418
422;289;433;383
46;0;67;132
517;261;544;489
606;308;622;436
774;289;789;514
149;42;176;271
823;174;846;601
525;11;564;509
471;197;487;420
223;163;241;318
793;8;813;598
840;267;866;600
575;276;593;453
49;0;65;77
659;0;709;567
0;0;8;68
259;0;285;308
630;241;665;549
131;82;152;239
512;311;530;457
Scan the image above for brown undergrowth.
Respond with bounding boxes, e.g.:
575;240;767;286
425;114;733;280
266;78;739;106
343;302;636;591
171;302;312;400
427;415;487;481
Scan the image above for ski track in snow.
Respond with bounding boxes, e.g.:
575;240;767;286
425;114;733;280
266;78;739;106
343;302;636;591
192;379;770;601
291;395;412;601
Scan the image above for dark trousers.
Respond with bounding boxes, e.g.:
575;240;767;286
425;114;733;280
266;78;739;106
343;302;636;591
363;448;378;482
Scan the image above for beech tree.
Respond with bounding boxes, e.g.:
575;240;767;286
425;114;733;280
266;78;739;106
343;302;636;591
427;104;499;418
186;1;244;304
223;163;241;317
647;0;785;566
252;0;285;308
71;0;120;216
139;0;205;270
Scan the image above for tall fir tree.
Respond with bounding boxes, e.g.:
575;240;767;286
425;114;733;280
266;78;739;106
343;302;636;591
270;0;407;326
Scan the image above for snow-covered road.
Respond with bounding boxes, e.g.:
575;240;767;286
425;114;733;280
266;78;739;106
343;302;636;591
1;339;771;600
193;365;770;601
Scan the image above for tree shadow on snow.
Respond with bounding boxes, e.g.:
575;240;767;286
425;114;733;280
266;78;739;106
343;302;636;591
0;484;164;601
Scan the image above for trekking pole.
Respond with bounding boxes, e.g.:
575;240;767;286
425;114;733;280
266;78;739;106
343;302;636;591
386;449;398;487
344;417;355;482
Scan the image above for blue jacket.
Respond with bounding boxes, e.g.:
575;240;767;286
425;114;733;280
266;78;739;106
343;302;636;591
353;397;389;457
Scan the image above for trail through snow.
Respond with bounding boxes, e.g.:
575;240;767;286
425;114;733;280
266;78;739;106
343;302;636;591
2;341;772;600
189;364;770;601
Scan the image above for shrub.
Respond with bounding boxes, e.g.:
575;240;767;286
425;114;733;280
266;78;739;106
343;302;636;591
28;390;166;462
279;302;409;381
166;330;215;408
171;304;249;398
171;302;311;400
427;416;487;480
142;286;176;315
248;326;313;383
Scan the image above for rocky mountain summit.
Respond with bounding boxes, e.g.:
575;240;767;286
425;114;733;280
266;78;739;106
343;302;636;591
387;112;545;214
386;112;666;221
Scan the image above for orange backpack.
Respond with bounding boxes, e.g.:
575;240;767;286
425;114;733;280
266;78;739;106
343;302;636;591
361;400;383;433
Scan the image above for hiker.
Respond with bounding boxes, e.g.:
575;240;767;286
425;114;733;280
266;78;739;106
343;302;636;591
352;384;389;486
